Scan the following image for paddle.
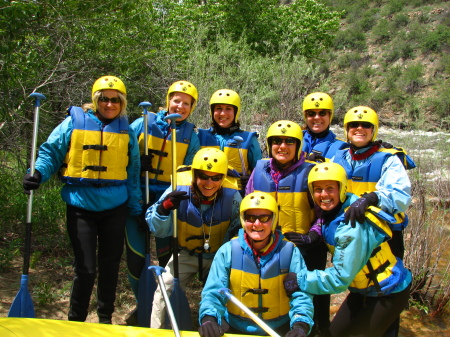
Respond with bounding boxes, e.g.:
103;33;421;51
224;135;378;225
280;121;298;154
137;102;157;327
163;113;193;331
8;92;46;318
218;288;281;337
149;266;181;337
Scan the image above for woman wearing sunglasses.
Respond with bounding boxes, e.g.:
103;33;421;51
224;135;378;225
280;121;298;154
301;92;348;160
22;76;142;324
284;162;411;337
145;147;242;329
332;107;412;265
245;120;330;336
197;89;262;195
198;191;314;337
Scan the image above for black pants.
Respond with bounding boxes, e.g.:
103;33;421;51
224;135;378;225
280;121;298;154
66;203;127;323
300;242;331;336
329;284;410;337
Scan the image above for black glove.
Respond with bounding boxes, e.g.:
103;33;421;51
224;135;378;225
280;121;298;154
23;170;42;195
140;154;153;172
134;215;148;232
198;316;224;337
306;152;325;163
284;231;319;247
285;322;309;337
284;272;300;297
240;174;250;191
344;192;378;228
157;191;189;216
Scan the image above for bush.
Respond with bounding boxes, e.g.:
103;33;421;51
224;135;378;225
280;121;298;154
333;29;367;51
393;13;409;28
426;86;450;120
372;19;392;44
421;24;450;53
401;64;424;94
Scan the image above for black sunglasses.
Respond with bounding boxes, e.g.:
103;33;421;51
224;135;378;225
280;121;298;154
244;214;273;223
197;171;224;182
99;96;121;104
271;137;296;146
306;110;329;117
347;122;373;129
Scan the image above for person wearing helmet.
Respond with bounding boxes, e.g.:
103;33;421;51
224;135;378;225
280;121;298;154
198;192;314;337
197;89;262;195
246;120;330;336
331;106;413;260
22;76;143;324
283;162;411;337
145;148;242;329
301;92;347;160
124;81;201;324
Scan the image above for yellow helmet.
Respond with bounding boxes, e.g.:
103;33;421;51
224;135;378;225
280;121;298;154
266;120;303;160
343;106;378;142
308;162;348;203
240;192;279;233
91;76;127;111
192;147;229;176
209;89;241;123
92;76;126;97
165;80;198;114
302;92;334;121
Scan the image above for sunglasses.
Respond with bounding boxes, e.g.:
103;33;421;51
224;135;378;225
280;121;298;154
197;171;224;182
244;214;273;223
306;110;329;117
99;96;121;104
271;137;296;146
347;122;373;129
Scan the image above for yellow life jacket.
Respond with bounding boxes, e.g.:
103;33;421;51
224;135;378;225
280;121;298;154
228;237;293;320
252;159;315;234
60;107;129;185
176;167;240;254
139;112;195;183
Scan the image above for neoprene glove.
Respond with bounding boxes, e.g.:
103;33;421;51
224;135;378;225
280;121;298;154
140;154;153;172
344;192;379;228
284;322;309;337
157;191;189;216
198;316;224;337
284;272;300;297
306;152;325;163
23;170;42;195
284;231;320;247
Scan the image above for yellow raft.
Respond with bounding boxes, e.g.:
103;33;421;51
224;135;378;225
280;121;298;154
0;318;254;337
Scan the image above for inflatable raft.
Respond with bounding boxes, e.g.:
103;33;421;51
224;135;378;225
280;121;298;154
0;318;254;337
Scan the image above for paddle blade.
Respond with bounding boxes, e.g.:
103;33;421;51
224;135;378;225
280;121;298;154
137;254;157;327
165;278;193;331
8;275;35;318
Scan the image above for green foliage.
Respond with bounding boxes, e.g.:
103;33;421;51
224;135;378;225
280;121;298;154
372;18;392;44
344;70;371;97
427;85;450;120
400;63;424;94
421;24;450;53
393;13;410;28
333;29;367;51
336;52;366;69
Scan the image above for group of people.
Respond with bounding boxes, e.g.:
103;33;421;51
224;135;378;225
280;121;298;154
23;75;415;337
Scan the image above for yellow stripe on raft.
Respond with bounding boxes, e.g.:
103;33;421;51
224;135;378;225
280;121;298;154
0;318;255;337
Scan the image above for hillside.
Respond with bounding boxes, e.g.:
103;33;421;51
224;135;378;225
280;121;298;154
319;0;450;130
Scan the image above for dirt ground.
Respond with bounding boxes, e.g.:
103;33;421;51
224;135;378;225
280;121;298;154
1;252;449;336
